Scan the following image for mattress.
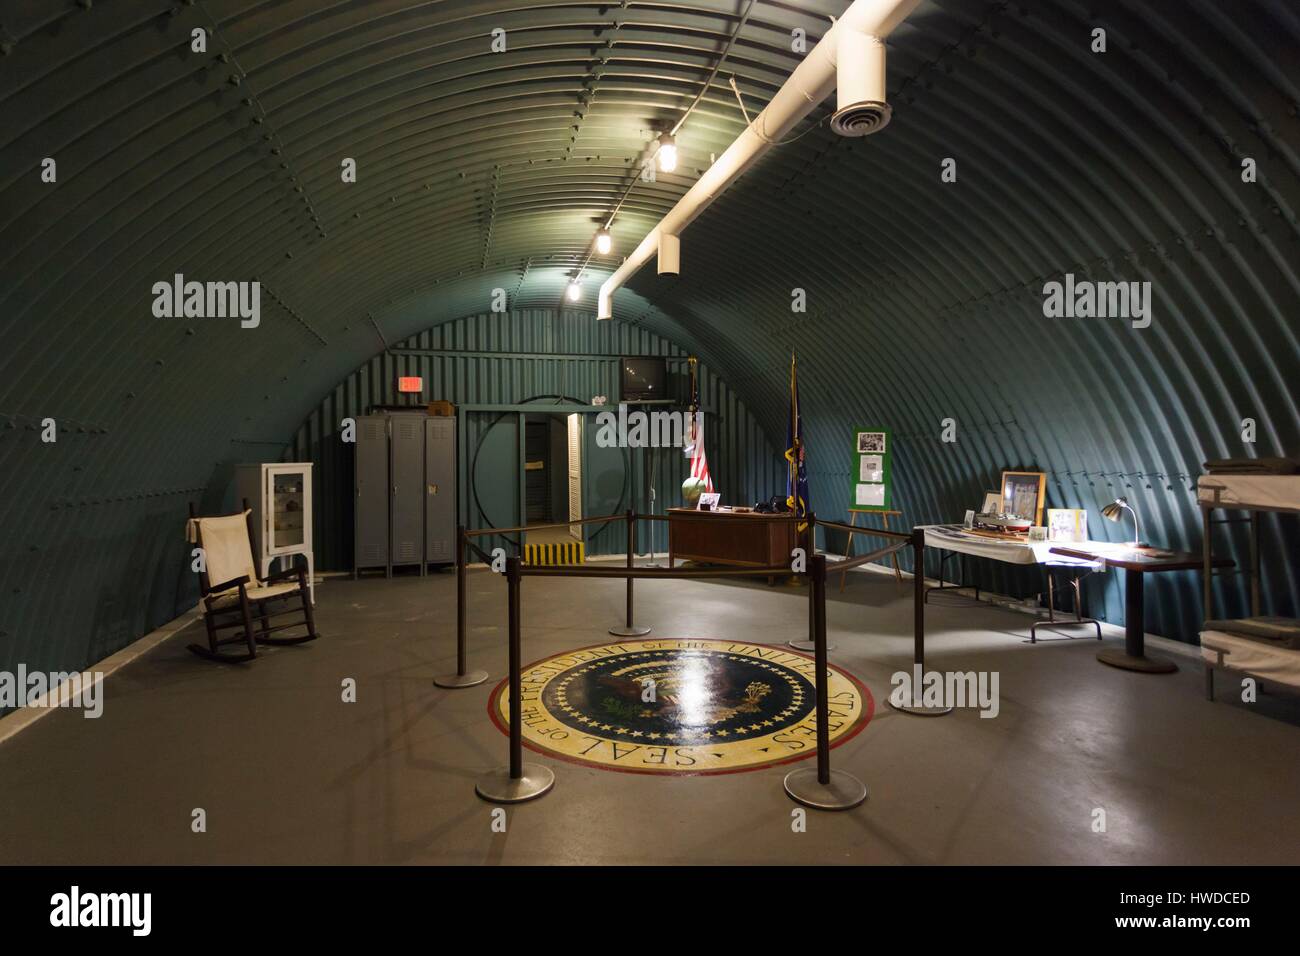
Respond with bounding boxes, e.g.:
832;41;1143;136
1197;474;1300;512
1201;629;1300;688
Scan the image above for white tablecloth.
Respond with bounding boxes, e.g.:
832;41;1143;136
920;525;1119;568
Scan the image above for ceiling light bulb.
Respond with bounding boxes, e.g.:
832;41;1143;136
595;228;612;255
566;281;581;302
657;133;677;172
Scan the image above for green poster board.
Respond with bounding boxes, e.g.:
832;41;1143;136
848;427;892;512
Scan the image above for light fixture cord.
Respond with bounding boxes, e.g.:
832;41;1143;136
671;0;758;136
598;0;756;245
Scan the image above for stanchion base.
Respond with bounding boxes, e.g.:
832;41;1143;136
887;699;954;716
609;625;652;637
1097;649;1178;673
474;763;555;804
783;768;867;811
433;669;488;689
788;640;835;651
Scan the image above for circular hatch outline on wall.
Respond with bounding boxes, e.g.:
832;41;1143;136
487;638;873;776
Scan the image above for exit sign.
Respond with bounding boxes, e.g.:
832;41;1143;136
397;376;424;394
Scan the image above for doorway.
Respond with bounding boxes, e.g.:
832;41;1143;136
523;414;570;527
460;406;632;557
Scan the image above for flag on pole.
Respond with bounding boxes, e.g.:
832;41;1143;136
688;413;714;493
686;357;714;492
785;352;809;522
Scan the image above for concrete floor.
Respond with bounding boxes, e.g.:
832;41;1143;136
0;565;1297;865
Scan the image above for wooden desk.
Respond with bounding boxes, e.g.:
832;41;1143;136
667;508;800;581
1051;546;1233;673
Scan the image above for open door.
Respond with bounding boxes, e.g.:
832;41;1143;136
567;413;582;540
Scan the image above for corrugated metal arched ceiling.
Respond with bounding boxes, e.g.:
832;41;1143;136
1;0;1297;672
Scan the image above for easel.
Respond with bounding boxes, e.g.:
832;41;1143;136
836;509;903;591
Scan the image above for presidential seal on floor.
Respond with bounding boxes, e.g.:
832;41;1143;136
488;639;872;774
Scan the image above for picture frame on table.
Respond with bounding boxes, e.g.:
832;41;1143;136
1000;470;1047;526
980;491;1002;515
1047;507;1088;542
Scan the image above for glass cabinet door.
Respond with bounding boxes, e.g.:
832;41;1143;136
269;470;306;552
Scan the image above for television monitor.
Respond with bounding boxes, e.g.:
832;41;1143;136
619;357;670;403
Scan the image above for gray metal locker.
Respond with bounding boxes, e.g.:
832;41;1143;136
425;417;456;564
389;413;425;572
354;415;389;574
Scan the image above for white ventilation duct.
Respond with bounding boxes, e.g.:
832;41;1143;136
832;32;891;136
658;233;680;275
598;0;920;320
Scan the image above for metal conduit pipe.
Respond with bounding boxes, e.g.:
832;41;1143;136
597;0;921;319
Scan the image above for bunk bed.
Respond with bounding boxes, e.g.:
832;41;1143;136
1199;473;1300;700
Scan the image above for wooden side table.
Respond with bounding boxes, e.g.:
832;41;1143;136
1050;547;1233;672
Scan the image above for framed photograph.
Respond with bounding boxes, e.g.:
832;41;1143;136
856;431;887;454
1027;526;1049;542
1000;470;1047;526
697;492;720;512
980;491;1002;515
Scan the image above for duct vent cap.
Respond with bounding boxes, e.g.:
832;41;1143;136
831;100;892;136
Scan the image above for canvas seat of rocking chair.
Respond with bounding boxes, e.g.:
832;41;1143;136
191;511;302;610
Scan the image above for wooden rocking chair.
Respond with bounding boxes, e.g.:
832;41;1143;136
186;499;319;663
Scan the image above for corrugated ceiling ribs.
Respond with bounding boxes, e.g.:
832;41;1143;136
0;0;1296;675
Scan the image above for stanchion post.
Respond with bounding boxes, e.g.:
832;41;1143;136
888;528;952;716
626;510;633;628
789;513;830;651
914;528;924;667
508;554;522;777
609;509;651;637
783;554;866;810
434;524;488;689
475;556;554;803
813;554;831;785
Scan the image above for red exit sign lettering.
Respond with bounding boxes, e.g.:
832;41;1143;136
397;376;423;393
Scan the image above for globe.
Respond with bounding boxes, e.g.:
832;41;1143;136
681;476;707;505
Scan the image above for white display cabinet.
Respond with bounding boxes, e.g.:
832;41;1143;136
235;462;316;604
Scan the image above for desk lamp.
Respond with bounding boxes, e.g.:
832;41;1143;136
1102;497;1144;547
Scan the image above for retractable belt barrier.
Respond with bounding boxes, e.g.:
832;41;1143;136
435;512;945;805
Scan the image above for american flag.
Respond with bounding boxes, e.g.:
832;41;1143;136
687;410;714;493
685;357;714;493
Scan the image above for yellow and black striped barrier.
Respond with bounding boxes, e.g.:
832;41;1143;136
523;540;586;566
